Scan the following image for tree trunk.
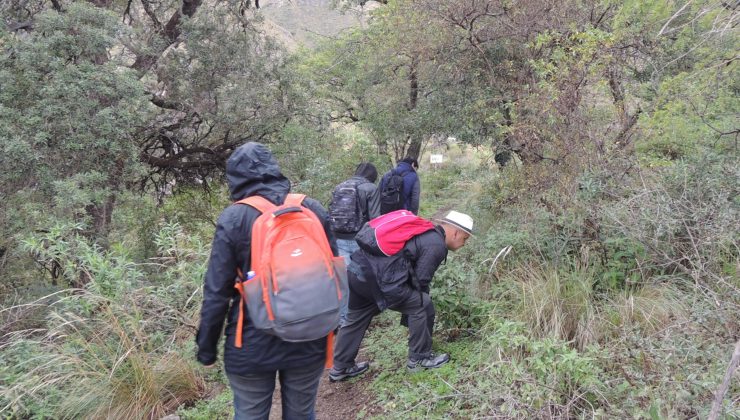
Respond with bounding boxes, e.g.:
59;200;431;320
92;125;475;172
408;56;418;111
402;56;422;160
85;194;116;241
406;136;422;161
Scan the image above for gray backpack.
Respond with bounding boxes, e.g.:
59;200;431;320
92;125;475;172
328;178;366;234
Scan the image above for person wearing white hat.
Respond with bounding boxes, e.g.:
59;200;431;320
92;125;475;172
328;210;474;381
436;210;474;250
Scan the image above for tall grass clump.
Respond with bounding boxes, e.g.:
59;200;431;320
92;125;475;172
604;280;688;334
1;290;204;419
502;260;689;349
511;262;600;350
1;221;209;419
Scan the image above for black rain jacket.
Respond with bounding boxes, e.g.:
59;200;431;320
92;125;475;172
195;142;338;374
350;225;447;310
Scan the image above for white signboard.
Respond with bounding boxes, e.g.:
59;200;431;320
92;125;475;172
430;154;444;164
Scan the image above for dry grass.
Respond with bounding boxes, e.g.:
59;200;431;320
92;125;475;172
1;290;205;419
605;282;688;333
510;262;689;350
513;262;601;350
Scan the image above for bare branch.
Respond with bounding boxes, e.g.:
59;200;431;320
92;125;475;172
709;340;740;420
658;0;694;36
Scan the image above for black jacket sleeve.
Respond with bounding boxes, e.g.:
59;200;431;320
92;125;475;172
410;228;448;290
196;208;241;365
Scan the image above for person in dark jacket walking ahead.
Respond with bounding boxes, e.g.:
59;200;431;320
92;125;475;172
196;142;338;420
329;162;381;261
329;162;381;326
379;157;421;214
328;210;474;382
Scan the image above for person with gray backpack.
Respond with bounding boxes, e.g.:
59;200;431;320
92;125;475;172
328;162;380;325
328;162;381;261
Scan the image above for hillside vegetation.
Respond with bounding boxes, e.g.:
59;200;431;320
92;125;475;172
1;0;738;418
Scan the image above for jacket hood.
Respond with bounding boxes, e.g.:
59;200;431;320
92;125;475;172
226;142;291;202
354;162;378;183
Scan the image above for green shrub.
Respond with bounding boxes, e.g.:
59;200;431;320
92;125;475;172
431;256;492;333
1;218;210;419
605;157;739;292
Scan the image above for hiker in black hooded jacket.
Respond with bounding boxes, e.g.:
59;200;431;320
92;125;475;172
196;142;338;420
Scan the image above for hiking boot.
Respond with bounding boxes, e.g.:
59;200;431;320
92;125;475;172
329;361;370;382
406;353;450;372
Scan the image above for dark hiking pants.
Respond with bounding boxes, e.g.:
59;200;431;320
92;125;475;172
333;272;435;370
226;360;324;420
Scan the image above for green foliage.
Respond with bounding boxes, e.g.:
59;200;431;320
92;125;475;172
606;156;739;290
151;221;209;291
637;69;738;163
0;2;150;241
158;189;227;248
599;297;737;419
109;192;164;261
431;253;492;332
1;217;210;419
276;122;385;203
177;387;233;420
362;316;605;418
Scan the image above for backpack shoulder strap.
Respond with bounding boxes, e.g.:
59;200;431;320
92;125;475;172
284;193;306;207
235;195;276;214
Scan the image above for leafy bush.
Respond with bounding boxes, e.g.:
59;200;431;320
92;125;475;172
431;256;492;333
276;122;385;204
362;317;606;419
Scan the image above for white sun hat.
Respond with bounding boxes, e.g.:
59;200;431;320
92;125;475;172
438;210;474;236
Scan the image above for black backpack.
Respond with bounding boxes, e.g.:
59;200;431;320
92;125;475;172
328;178;366;234
379;169;408;215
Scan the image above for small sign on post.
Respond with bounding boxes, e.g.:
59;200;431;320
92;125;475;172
430;154;443;170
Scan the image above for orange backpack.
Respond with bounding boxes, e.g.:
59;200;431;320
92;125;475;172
233;194;346;367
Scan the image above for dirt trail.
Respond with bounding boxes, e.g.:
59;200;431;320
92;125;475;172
269;366;382;419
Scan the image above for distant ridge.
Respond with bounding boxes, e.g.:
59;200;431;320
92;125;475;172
259;0;380;49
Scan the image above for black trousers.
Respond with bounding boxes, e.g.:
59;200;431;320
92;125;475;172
332;272;436;369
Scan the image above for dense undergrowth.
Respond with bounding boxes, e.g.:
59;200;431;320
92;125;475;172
1;0;738;418
2;141;736;419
